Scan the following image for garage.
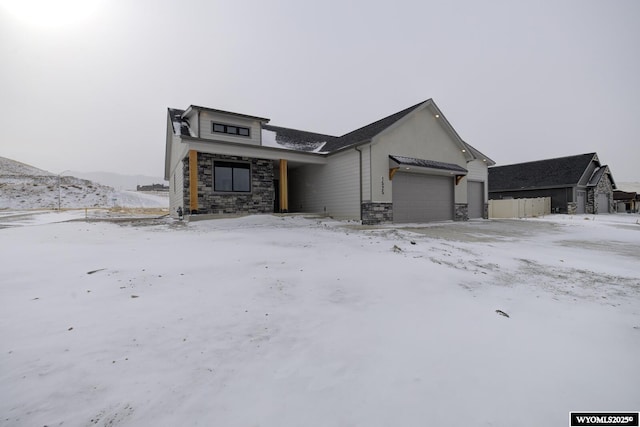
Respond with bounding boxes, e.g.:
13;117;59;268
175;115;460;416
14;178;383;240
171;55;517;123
577;191;586;214
596;193;610;213
468;181;485;219
392;173;454;223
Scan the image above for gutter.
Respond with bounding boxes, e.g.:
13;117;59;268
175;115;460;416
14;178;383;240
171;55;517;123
355;146;363;218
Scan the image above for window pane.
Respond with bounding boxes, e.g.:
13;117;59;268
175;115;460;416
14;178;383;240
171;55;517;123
227;126;237;134
214;166;233;191
213;123;225;133
238;127;249;136
233;168;250;192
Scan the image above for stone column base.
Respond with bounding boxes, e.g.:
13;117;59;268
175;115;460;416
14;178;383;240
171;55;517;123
361;202;393;225
454;203;469;221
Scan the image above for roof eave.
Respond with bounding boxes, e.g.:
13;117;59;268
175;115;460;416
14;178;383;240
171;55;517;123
327;138;373;155
425;100;475;162
187;105;270;123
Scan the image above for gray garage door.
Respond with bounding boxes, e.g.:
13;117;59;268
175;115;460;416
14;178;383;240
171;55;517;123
393;173;453;223
468;181;484;219
577;191;586;214
597;193;609;213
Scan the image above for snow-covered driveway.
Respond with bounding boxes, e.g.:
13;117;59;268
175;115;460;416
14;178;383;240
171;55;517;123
1;214;638;426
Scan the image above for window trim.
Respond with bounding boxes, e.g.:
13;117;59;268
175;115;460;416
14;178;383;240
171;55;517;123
213;160;252;193
211;122;251;138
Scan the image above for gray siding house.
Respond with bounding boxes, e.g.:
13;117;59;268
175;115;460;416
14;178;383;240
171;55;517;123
488;153;616;214
165;99;495;224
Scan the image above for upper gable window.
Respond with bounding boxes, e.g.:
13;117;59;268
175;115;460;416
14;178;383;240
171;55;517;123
212;122;251;138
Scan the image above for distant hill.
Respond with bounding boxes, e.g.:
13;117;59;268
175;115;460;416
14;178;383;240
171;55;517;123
0;156;54;177
617;182;640;193
68;171;167;190
0;156;168;210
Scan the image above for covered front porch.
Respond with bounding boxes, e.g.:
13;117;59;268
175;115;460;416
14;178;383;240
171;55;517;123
181;140;326;217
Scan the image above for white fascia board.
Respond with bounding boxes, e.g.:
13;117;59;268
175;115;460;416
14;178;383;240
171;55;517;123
181;106;194;119
424;100;475;162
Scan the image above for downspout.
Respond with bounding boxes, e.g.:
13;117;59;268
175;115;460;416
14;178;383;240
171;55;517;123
197;110;201;138
355;146;363;220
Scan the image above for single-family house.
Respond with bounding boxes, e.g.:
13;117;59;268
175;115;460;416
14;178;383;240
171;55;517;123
613;190;639;213
165;99;495;224
488;153;616;214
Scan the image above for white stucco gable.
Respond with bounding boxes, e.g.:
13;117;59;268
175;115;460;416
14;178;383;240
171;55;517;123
366;100;476;204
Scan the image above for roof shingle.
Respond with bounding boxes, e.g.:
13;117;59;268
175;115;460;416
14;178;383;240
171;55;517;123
262;124;338;152
488;153;597;191
322;100;427;152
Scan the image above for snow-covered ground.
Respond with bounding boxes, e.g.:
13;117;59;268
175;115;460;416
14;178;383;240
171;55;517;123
1;214;638;426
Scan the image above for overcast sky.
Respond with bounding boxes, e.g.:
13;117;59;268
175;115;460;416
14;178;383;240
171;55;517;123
1;0;638;181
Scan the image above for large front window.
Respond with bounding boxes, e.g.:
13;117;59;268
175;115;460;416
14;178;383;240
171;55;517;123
214;161;251;192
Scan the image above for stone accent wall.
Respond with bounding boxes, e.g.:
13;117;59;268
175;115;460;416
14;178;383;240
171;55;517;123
585;190;594;214
567;202;577;215
483;203;489;220
454;203;468;221
361;202;393;225
183;153;274;215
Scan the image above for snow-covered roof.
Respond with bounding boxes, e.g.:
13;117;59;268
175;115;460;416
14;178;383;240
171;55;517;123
261;125;336;153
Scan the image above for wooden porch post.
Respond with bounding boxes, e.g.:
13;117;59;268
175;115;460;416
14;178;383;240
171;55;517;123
279;159;288;213
189;150;198;213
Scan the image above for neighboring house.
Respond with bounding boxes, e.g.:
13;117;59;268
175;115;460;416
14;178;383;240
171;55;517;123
488;153;616;214
164;99;495;224
136;183;169;192
613;190;639;213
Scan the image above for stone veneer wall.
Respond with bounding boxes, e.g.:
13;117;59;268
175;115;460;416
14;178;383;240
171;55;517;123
588;170;614;214
483;203;489;220
361;202;393;225
567;202;577;215
454;203;469;221
183;153;274;215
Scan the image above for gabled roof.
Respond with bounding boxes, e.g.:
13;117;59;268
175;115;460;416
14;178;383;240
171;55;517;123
185;105;270;123
322;100;426;152
464;142;496;166
489;153;598;192
587;165;616;189
587;166;606;187
169;99;487;163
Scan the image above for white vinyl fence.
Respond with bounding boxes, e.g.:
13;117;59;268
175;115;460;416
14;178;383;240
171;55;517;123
488;197;551;219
